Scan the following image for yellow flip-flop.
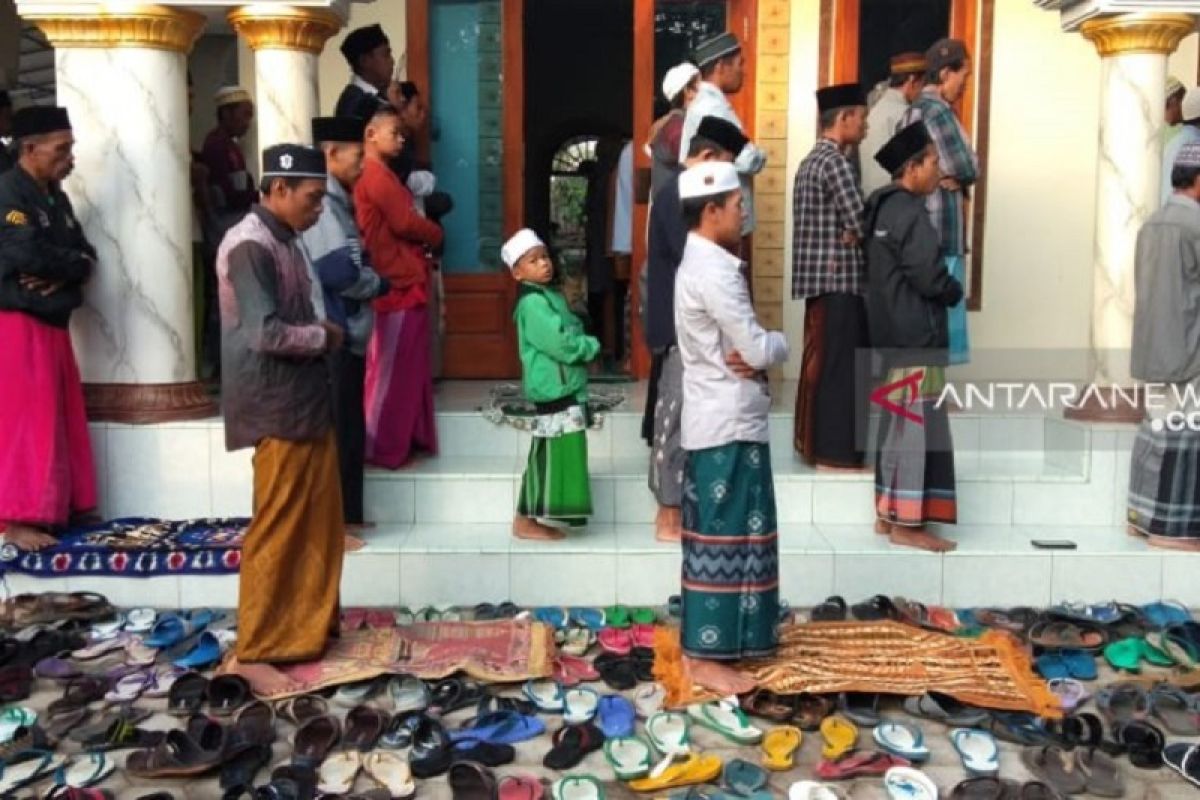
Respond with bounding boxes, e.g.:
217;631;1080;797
762;725;802;771
819;714;858;761
627;753;722;792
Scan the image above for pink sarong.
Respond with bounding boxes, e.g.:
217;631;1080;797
0;311;97;526
364;307;438;468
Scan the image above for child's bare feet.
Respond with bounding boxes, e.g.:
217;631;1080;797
513;515;566;541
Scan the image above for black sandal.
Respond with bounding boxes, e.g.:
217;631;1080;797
167;672;209;716
543;722;604;770
594;653;638;691
851;595;901;622
810;596;848;622
1115;720;1165;769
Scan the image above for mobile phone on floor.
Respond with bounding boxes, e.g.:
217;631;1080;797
1031;539;1077;550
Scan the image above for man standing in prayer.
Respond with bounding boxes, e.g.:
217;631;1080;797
356;102;443;468
1128;142;1200;552
675;160;789;665
300;116;386;532
679;32;766;238
1165;76;1186;146
334;24;395;118
646;116;747;543
901;39;977;366
860;52;926;196
865;122;964;553
0;106;97;552
792;83;870;470
648;63;700;199
218;144;345;695
202;86;257;241
1164;87;1200;206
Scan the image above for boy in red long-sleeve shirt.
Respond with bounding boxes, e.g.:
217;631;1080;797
355;103;444;468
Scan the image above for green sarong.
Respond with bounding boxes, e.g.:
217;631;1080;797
681;441;780;660
517;403;592;525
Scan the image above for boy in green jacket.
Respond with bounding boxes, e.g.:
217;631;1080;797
503;229;601;540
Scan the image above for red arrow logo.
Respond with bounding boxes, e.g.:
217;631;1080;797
870;369;925;425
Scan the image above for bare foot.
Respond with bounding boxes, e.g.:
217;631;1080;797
3;523;58;551
874;518;891;535
1126;524;1145;539
226;655;304;696
889;525;957;552
1145;534;1200;552
344;534;366;552
512;515;566;541
655;505;682;543
683;655;757;696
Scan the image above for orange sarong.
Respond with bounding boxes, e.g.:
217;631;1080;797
236;430;344;664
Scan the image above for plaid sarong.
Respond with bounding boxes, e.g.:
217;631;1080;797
1128;422;1200;539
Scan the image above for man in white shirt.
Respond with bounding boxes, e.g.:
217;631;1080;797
860;52;926;196
334;25;395;118
674;160;789;668
679;32;766;237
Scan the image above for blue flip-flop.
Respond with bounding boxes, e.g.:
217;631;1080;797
950;728;1000;777
568;607;606;631
722;758;768;795
171;631;223;670
1143;601;1193;629
1061;649;1099;681
449;711;545;745
532;607;568;630
873;721;930;762
522;679;565;713
144;609;218;649
1035;652;1070;680
596;695;636;738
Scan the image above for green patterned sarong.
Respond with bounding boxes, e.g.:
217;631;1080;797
680;441;780;660
517;403;592;524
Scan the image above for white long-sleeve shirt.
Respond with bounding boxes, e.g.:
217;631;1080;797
860;87;911;196
679;82;766;235
675;232;789;450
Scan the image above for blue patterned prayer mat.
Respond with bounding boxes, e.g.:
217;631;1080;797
0;517;249;578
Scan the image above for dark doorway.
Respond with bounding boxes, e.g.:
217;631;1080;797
857;0;949;92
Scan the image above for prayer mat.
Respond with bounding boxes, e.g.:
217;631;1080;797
654;621;1061;718
481;382;624;432
237;621;556;700
0;517;248;578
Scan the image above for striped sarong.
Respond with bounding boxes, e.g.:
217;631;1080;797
1128;422;1200;540
680;441;779;661
517;403;592;525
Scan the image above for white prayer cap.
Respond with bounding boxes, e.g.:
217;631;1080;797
1183;87;1200;122
1167;75;1186;98
214;85;252;107
679;161;739;201
501;228;545;268
662;63;699;102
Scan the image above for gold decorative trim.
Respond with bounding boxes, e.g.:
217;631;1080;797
228;5;342;55
1080;12;1195;57
24;5;205;53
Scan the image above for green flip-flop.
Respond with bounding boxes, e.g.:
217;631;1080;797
604;736;653;780
631;607;658;625
1140;637;1176;667
552;774;606;800
1103;639;1142;673
604;606;631;629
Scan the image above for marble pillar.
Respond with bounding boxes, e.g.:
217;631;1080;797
21;5;214;422
228;5;342;156
1073;13;1194;421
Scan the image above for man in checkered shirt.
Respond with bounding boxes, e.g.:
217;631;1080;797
791;83;871;470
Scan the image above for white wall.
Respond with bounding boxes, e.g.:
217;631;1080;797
188;34;239;153
783;4;1198;382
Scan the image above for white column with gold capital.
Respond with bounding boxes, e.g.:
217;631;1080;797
229;5;342;150
19;3;215;422
1075;13;1194;419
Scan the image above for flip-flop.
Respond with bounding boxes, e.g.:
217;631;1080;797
603;736;653;780
1075;748;1124;797
631;624;657;649
873;721;930;762
567;607;606;631
819;714;858;760
597;627;633;656
559;626;595;657
1027;620;1106;652
123;638;157;668
762;726;802;771
634;684;666;719
604;606;631;629
449;761;500;797
810;596;848;622
394;607;416;626
741;690;797;723
71;633;131;661
631;607;657;625
1102;638;1142;673
1096;682;1150;724
1034;653;1069;680
51;753;114;791
1046;679;1089;712
317;752;362;795
950;728;999;777
0;707;37;744
103;670;155;704
143;609;218;649
1141;600;1191;629
947;777;1016;800
388;676;431;714
646;712;691;757
1020;746;1086;795
1164;742;1200;788
883;766;938;800
335;678;383;708
207;675;252;718
34;658;80;682
1150;684;1200;734
543;723;605;771
593;653;639;691
451;711;546;746
795;694;836;731
1059;649;1098;681
344;705;388;751
0;750;64;795
815;751;910;780
987;712;1049;747
275;694;327;726
522;679;565;713
722;758;768;795
553;654;599;687
687;700;763;744
89;615;125;641
171;631;226;670
789;781;848;800
1114;720;1166;769
596;694;635;738
838;693;882;727
851;595;901;621
124;608;157;634
499;774;545;800
532;607;568;629
902;693;989;727
551;775;606;800
362;751;416;799
628;753;722;792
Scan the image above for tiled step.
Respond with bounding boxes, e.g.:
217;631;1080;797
12;522;1192;610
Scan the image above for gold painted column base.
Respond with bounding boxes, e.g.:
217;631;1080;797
85;381;217;424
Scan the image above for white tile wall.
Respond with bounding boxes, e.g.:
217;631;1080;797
413;477;514;523
510;553;616;605
615;553;680;605
943;554;1053;607
179;574;239;608
341;551;402;606
779;552;836;606
1050;553;1163;603
105;426;211;519
1013;432;1118;526
831;552;943;602
363;478;416;525
401;553;510;605
1162;554;1200;607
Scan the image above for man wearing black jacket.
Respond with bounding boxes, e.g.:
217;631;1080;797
864;121;963;553
0;106;98;551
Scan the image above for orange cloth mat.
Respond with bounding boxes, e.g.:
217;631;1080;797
654;621;1061;718
226;620;556;699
